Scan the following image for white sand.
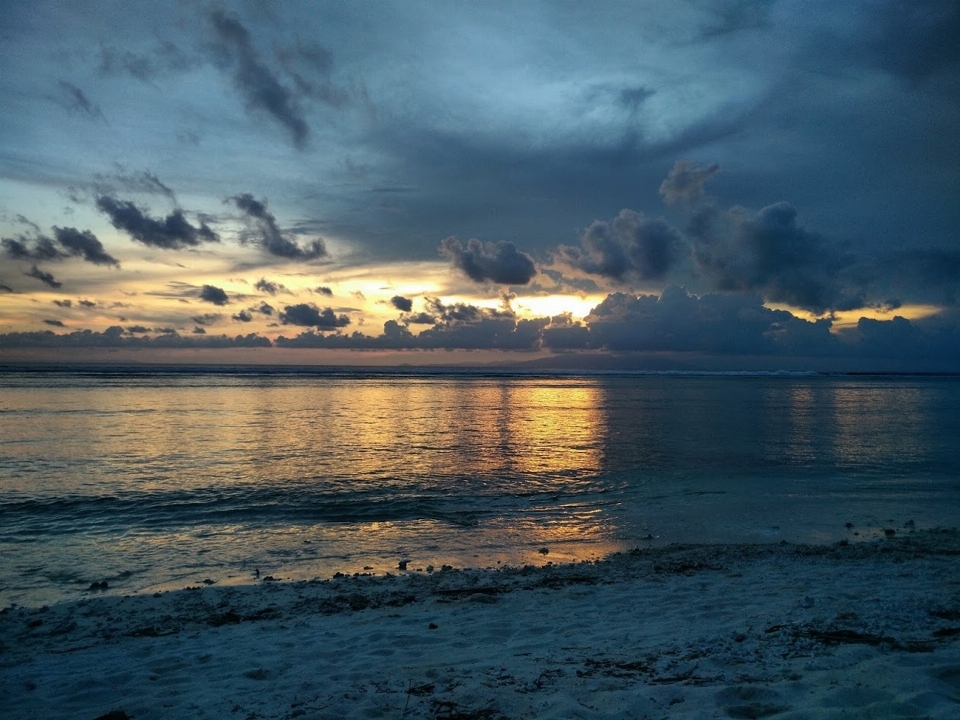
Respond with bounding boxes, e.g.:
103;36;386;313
3;529;960;719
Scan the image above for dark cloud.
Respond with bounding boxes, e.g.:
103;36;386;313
685;195;866;314
253;301;274;316
868;0;960;82
698;0;772;39
268;286;953;363
887;249;960;305
191;313;221;326
99;46;158;83
554;286;893;360
275;298;544;351
88;168;178;203
3;236;62;262
53;227;120;266
231;194;328;260
232;310;253;322
278;303;350;330
254;277;289;295
193;326;207;334
52;299;72;308
209;9;309;148
440;237;537;285
315;286;333;296
26;266;62;289
0;326;271;349
390;295;413;312
275;39;349;108
98;41;196;84
583;287;784;354
57;81;105;121
199;285;229;306
406;312;436;325
43;319;65;327
412;298;541;350
96;196;219;249
605;160;869;314
618;85;656;110
659;160;721;207
3;227;119;267
2;238;36;260
0;283;14;293
126;325;151;334
556;210;681;281
542;315;592;350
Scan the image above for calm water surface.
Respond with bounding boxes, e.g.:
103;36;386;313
1;368;958;606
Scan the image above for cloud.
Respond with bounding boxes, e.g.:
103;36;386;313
57;81;105;121
0;326;271;349
0;283;14;293
89;168;178;203
98;41;196;84
659;160;721;207
193;326;207;334
265;285;958;364
278;303;350;329
275;298;545;351
53;227;120;267
3;227;119;267
541;315;592;350
231;194;328;260
582;287;785;354
868;0;960;82
253;301;274;316
43;319;65;327
209;9;309;148
232;310;253;322
406;312;436;325
191;313;221;326
440;237;537;285
96;196;219;249
697;1;772;39
3;235;62;262
254;277;289;295
25;266;62;288
687;197;866;314
52;299;72;307
390;295;413;312
315;286;333;296
199;285;229;306
556;210;682;281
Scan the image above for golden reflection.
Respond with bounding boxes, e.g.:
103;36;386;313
24;375;618;579
506;383;603;475
783;386;818;463
829;381;931;466
293;378;606;479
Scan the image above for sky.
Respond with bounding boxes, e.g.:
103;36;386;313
1;0;959;369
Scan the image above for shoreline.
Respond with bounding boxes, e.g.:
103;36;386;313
3;529;960;718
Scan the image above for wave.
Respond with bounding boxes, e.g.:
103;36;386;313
0;483;614;538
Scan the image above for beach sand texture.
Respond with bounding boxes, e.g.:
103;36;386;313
3;529;960;719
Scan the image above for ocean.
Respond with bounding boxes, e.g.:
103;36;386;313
2;367;959;607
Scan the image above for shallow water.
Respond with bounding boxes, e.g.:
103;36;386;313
2;367;958;606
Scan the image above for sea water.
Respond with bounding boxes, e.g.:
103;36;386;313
2;367;958;606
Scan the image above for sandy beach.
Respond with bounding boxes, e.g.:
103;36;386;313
3;528;960;719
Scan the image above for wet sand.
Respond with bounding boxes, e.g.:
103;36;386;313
3;528;960;719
